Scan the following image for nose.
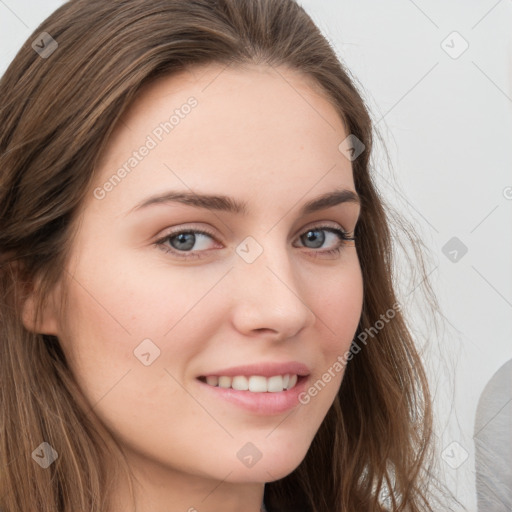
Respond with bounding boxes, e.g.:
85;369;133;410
228;238;316;340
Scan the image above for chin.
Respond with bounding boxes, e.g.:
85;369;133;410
221;446;309;484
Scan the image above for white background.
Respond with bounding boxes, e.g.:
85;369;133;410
1;1;511;511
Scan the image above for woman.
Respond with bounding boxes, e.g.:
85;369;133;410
0;0;447;510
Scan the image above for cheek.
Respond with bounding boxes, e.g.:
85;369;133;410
57;251;225;401
296;257;363;401
311;257;363;349
62;242;213;340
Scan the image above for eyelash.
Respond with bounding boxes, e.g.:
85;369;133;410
154;224;356;261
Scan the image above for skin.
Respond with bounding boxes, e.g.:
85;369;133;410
25;63;363;512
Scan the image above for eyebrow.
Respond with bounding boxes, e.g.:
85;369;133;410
128;188;360;216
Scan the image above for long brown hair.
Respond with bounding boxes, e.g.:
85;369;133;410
0;0;447;510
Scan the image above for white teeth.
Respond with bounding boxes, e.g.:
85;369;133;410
206;376;219;386
232;376;249;391
218;376;231;389
267;375;284;393
203;374;299;392
249;376;268;392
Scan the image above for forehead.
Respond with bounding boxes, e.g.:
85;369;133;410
88;62;355;214
120;62;345;136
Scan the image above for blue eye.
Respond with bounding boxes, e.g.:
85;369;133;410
299;227;354;250
155;229;218;259
165;231;213;252
154;225;355;260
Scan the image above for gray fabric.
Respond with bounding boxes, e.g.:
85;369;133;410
474;358;512;511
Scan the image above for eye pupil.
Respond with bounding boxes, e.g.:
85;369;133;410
171;232;195;251
302;229;325;249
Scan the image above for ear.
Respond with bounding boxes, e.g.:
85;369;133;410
20;274;61;336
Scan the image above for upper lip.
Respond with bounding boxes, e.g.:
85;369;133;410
198;361;311;378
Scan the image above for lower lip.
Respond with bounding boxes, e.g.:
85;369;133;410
196;376;310;415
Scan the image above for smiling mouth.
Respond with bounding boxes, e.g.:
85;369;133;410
197;374;305;393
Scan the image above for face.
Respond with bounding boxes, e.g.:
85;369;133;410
37;63;363;504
